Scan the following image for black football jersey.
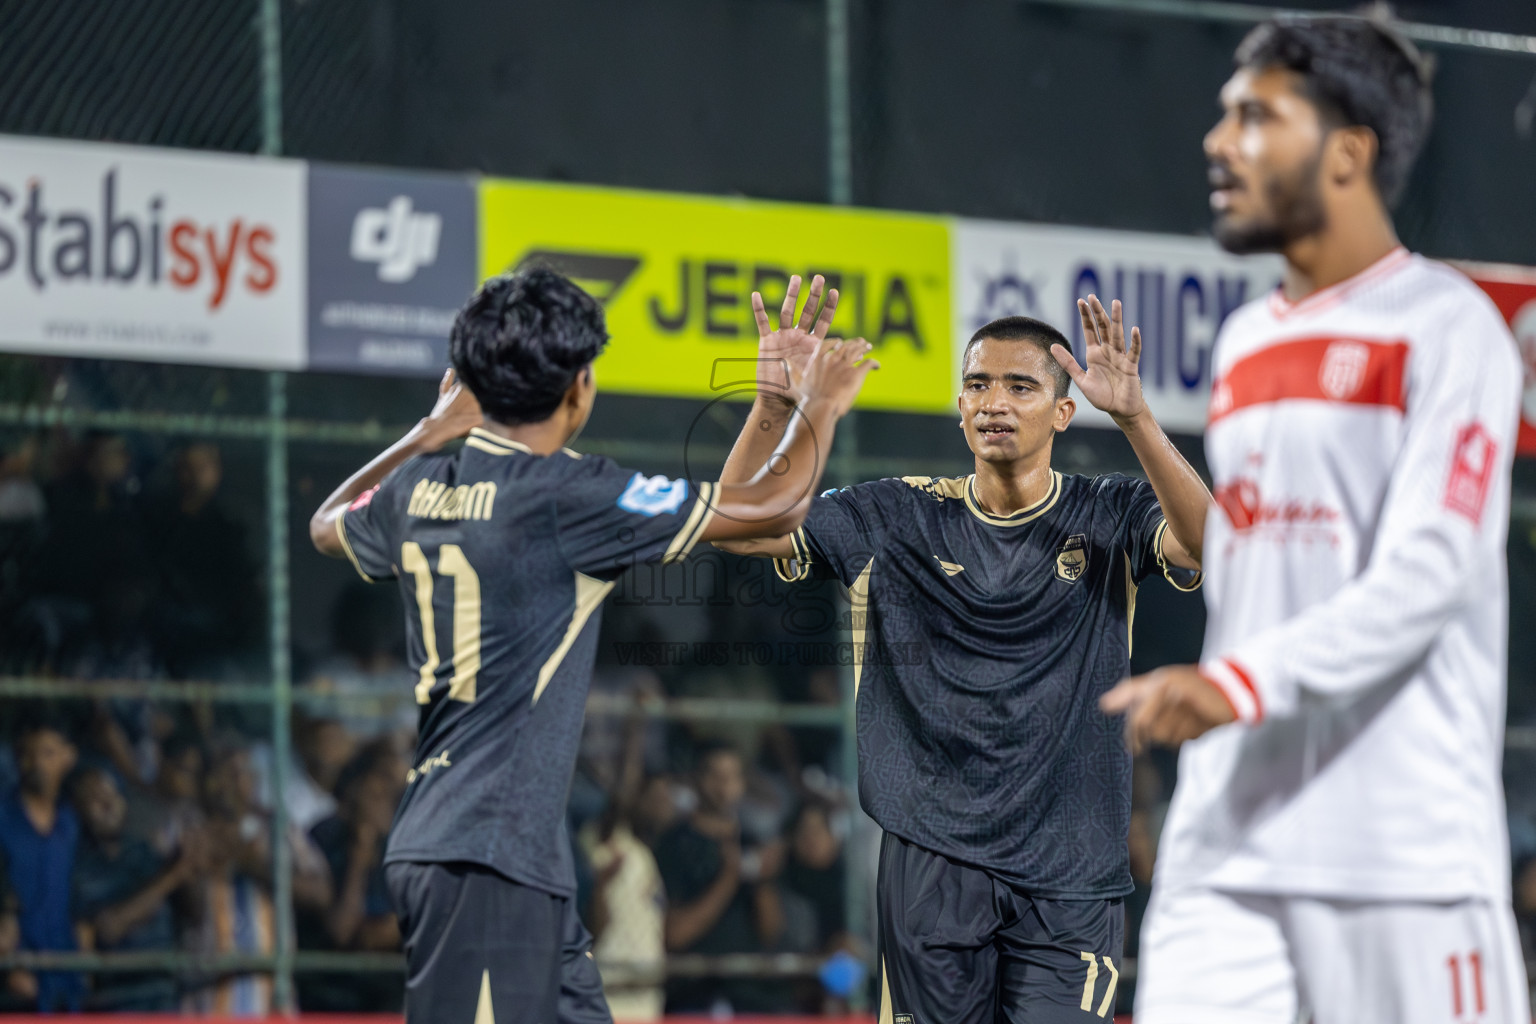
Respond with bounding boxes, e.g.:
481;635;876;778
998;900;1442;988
775;471;1199;898
337;427;716;896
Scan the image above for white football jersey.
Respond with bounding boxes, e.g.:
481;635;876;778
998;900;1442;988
1158;248;1522;901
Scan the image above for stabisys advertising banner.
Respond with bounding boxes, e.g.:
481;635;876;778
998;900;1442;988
478;179;954;413
953;219;1284;434
0;134;306;369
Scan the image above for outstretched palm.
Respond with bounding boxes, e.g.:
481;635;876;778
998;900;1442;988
1050;295;1147;421
750;274;838;406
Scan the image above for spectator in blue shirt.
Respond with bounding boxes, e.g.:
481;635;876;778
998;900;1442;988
0;850;30;1010
0;722;84;1011
72;767;204;1010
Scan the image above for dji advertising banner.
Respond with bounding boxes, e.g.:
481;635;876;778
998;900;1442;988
0;134;306;368
306;165;477;376
954;219;1283;433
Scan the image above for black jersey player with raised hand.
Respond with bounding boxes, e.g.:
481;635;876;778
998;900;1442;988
717;294;1211;1023
309;268;876;1024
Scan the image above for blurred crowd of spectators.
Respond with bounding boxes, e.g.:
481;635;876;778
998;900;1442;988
570;668;858;1018
0;674;859;1017
0;709;411;1013
0;431;261;685
0;422;1534;1018
0;426;864;1016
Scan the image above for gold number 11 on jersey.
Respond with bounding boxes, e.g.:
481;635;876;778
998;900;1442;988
1079;951;1119;1017
401;542;483;705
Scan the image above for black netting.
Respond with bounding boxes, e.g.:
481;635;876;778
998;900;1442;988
0;0;261;152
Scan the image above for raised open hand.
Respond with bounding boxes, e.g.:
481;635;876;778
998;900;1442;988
750;274;838;407
799;335;880;417
1051;296;1147;422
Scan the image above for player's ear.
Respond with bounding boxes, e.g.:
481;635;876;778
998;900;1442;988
563;365;597;442
1054;395;1076;433
1327;125;1377;191
565;365;595;407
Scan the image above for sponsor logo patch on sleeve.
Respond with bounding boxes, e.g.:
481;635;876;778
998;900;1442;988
1444;422;1497;524
349;484;381;511
617;473;690;516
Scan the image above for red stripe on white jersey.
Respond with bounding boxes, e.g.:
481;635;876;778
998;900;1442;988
1223;658;1263;721
1208;335;1409;427
1201;658;1263;724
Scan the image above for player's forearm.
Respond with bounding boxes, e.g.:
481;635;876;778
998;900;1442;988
720;396;794;486
1116;408;1210;567
710;535;796;558
309;421;442;557
706;396;840;542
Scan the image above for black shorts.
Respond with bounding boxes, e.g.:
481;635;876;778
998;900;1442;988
386;860;610;1024
876;833;1125;1024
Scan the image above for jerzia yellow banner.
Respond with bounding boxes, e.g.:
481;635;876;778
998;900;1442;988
478;179;954;412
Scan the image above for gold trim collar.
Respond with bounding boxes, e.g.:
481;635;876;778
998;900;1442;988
963;471;1061;527
467;427;532;454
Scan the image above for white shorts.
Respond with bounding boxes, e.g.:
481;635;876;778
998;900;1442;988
1135;884;1532;1024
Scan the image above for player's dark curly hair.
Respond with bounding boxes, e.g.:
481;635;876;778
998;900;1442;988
449;268;610;425
965;316;1072;399
1235;11;1433;207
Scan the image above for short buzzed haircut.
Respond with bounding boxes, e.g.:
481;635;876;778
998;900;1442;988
965;316;1072;398
1235;13;1433;207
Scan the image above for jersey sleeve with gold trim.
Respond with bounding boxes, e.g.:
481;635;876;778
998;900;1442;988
774;479;912;588
553;455;717;581
1099;475;1202;591
336;468;413;583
